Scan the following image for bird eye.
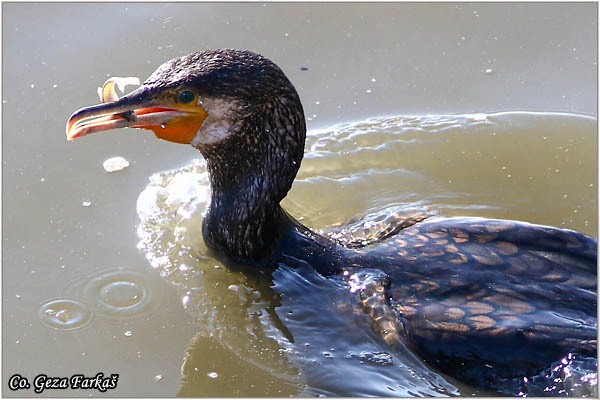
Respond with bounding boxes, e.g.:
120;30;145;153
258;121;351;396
178;90;195;104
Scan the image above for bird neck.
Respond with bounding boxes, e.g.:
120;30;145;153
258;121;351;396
202;179;346;274
198;92;311;265
200;135;294;262
202;182;288;262
201;154;347;274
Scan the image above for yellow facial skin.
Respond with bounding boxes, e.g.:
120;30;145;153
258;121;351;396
66;87;208;145
133;89;207;144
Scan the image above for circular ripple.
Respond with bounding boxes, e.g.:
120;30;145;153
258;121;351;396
39;298;93;330
65;267;163;319
99;281;146;309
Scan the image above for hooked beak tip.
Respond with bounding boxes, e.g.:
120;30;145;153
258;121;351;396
65;94;145;141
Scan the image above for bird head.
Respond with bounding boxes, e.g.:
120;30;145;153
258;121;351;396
67;49;306;199
67;50;308;260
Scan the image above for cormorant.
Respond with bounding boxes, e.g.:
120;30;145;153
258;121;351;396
66;49;597;393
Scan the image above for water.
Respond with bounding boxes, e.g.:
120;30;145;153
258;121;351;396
135;113;596;396
64;267;164;319
3;2;597;397
38;299;93;331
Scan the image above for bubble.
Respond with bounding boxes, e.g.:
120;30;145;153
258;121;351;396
39;299;93;330
207;372;219;379
359;351;393;366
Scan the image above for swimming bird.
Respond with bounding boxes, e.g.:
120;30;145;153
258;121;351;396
66;49;597;393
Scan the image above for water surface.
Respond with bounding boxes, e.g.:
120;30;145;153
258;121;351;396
136;112;597;396
3;3;597;397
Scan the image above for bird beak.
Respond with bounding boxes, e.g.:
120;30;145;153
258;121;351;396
66;87;207;144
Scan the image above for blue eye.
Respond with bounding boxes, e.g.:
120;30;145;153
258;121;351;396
178;90;195;104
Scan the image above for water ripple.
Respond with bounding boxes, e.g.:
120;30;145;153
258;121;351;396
64;267;164;319
39;298;93;330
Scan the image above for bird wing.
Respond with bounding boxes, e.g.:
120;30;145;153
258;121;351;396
367;217;597;382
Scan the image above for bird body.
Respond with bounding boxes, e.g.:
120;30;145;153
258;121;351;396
67;49;597;394
265;210;597;388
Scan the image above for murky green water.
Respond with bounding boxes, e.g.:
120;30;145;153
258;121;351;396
3;2;597;397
